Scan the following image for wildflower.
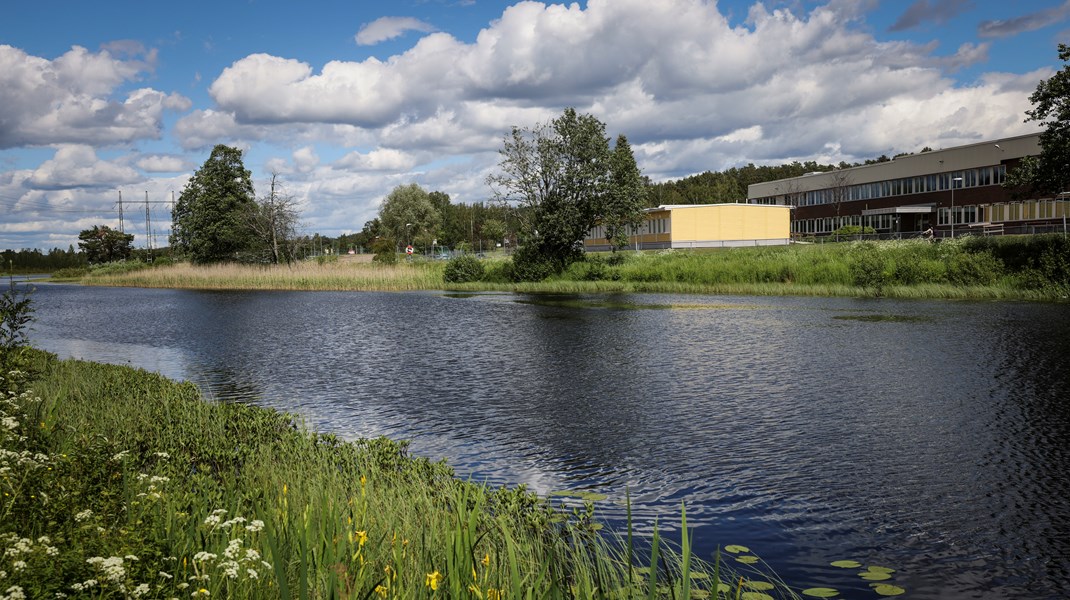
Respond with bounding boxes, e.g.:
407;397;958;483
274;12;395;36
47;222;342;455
192;589;210;598
155;451;170;458
11;562;25;573
355;530;368;547
111;451;129;462
131;583;150;597
482;553;490;567
246;569;259;580
486;589;503;600
374;584;387;598
425;570;442;591
360;474;366;487
246;520;265;533
2;586;25;600
192;552;217;563
159;571;174;580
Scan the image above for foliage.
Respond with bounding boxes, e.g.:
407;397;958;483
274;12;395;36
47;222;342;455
0;280;34;380
377;184;442;252
1005;44;1070;196
832;225;876;236
443;254;485;283
171;145;258;264
602;134;648;251
371;236;399;264
1;247;86;274
1;350;799;600
489;108;639;278
77;225;134;264
247;172;302;264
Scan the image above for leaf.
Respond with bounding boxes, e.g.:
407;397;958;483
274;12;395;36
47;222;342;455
829;560;862;569
802;588;840;598
859;571;892;581
872;584;906;596
689;572;710;580
735;556;759;565
866;566;896;575
724;545;750;554
742;581;775;591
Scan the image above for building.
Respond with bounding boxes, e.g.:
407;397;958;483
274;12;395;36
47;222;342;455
747;132;1066;238
583;203;791;251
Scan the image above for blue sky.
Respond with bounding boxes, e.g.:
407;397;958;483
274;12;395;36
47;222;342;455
2;0;1067;250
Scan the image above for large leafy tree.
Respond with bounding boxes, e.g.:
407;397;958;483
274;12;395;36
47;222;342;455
171;145;257;264
377;184;442;253
77;225;134;264
602;134;647;251
1006;44;1070;196
489;108;625;276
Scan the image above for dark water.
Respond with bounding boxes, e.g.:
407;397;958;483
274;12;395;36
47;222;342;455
20;282;1070;599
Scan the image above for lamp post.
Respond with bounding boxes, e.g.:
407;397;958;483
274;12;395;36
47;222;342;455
950;176;963;238
1059;191;1070;236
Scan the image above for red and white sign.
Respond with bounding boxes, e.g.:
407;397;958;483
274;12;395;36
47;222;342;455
405;245;414;255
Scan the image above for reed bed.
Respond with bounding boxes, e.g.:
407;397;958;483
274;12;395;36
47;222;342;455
2;350;823;599
85;260;446;292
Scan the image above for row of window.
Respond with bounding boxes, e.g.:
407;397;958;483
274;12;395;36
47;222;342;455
585;217;670;241
792;199;1070;234
758;165;1008;207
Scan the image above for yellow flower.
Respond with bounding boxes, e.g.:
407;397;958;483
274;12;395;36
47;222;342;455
360;474;367;487
374;584;388;598
481;553;490;567
425;570;442;591
486;588;502;600
356;530;368;547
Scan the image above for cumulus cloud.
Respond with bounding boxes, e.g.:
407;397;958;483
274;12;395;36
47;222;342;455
29;145;141;189
0;44;190;148
890;0;975;32
979;0;1070;38
136;154;190;172
355;17;437;45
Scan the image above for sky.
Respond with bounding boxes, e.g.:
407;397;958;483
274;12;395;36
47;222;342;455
1;0;1068;251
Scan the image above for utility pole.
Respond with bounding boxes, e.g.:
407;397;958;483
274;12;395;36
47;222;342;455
118;190;124;233
145;191;152;255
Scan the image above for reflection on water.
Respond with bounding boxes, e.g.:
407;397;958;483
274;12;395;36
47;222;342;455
23;281;1070;599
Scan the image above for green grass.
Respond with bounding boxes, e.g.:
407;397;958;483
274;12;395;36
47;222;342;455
71;235;1070;300
2;350;817;599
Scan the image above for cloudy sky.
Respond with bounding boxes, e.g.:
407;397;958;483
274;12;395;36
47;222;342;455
1;0;1066;251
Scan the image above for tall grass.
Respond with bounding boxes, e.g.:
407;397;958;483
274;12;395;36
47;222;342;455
84;260;446;292
2;350;810;599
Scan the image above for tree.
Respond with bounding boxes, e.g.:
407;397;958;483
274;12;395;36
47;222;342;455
377;184;441;254
602;134;647;251
171;145;257;264
248;172;301;264
77;225;134;264
489;108;630;277
1006;44;1070;196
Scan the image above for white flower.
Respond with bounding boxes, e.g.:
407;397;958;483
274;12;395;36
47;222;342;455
158;571;173;580
112;451;130;462
131;583;150;597
75;510;93;522
11;562;25;572
2;585;26;600
246;520;264;533
246;569;259;580
192;552;216;563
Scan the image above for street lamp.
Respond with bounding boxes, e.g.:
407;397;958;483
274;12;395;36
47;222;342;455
950;176;963;238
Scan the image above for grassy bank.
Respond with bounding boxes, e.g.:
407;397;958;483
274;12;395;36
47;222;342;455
75;236;1070;300
3;350;833;599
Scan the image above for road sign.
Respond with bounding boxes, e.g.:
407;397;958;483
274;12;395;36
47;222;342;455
406;245;414;255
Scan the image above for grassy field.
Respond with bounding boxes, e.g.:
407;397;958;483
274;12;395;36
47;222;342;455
0;350;844;599
76;236;1070;301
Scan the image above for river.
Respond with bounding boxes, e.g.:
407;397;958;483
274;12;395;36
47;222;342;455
19;281;1070;599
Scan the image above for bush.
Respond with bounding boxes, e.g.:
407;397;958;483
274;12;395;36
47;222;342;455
849;243;892;295
947;251;1003;286
833;225;876;236
51;267;90;279
372;237;398;264
443;254;485;283
508;246;558;282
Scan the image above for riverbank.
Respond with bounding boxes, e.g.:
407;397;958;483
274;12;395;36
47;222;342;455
70;236;1070;301
4;350;831;599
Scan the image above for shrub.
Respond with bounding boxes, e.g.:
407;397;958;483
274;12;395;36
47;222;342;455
51;267;90;279
372;237;398;264
833;225;876;236
849;243;892;295
508;246;558;282
443;254;485;283
947;251;1003;286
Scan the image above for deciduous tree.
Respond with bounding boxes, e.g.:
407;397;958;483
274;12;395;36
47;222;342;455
171;145;257;264
377;184;441;253
1006;44;1070;196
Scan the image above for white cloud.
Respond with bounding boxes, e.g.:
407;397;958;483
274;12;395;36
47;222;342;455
0;44;189;148
355;17;436;46
29;145;141;189
334;148;418;171
136;154;190;172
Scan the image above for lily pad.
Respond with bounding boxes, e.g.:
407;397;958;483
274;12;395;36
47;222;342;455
724;545;750;554
866;566;896;575
735;556;760;565
716;582;731;594
859;571;892;582
830;560;862;569
740;593;774;600
690;572;710;580
872;584;906;596
802;588;839;598
742;581;775;591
